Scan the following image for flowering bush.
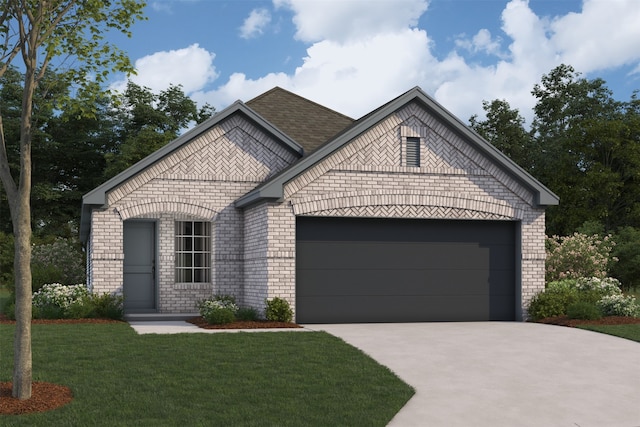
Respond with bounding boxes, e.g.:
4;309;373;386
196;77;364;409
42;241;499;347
198;295;239;324
29;283;123;320
32;283;90;319
31;238;85;292
575;277;622;296
529;277;638;320
597;294;640;317
545;233;617;282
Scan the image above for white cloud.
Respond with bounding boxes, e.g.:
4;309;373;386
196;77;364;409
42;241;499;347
111;44;218;95
239;8;272;39
121;0;640;128
273;0;428;43
550;0;640;73
455;29;504;57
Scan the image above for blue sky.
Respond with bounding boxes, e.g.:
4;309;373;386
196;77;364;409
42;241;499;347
108;0;640;125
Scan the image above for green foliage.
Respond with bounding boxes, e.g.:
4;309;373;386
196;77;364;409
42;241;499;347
0;231;14;287
30;283;124;320
597;294;640;317
530;277;632;320
90;292;125;320
610;226;640;290
103;82;214;179
198;295;239;325
265;297;293;323
566;301;602;320
236;306;260;321
30;237;85;292
469;99;534;172
528;286;578;321
545;233;617;282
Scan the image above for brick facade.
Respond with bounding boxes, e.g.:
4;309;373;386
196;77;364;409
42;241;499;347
85;90;551;320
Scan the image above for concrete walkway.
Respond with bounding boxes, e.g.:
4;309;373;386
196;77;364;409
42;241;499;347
310;322;640;427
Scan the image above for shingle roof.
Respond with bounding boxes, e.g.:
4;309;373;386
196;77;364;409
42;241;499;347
246;87;354;155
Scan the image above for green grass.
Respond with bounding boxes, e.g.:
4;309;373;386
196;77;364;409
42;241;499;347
577;324;640;343
0;286;10;314
0;324;414;426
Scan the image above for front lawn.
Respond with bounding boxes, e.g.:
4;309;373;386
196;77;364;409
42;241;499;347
577;324;640;343
0;323;413;426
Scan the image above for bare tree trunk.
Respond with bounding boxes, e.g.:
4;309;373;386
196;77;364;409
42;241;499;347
11;199;32;399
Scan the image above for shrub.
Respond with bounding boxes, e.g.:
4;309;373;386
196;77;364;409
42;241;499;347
575;277;622;297
545;233;617;282
264;297;293;323
32;283;90;319
566;301;602;320
528;287;577;321
198;295;239;325
90;293;124;320
610;226;640;291
597;294;640;317
31;237;86;292
236;306;260;321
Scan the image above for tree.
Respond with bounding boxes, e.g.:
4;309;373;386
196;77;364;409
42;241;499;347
104;82;214;178
530;65;636;235
469;99;535;173
0;0;144;400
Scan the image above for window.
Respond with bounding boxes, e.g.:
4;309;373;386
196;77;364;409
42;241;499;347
175;221;211;283
406;137;420;167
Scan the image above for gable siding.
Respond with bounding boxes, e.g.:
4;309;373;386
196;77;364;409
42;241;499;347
88;115;298;312
257;102;545;319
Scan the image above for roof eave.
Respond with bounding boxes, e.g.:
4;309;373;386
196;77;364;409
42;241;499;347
79;100;304;241
236;86;559;209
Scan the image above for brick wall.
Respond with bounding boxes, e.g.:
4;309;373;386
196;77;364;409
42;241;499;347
256;102;546;320
87;115;297;313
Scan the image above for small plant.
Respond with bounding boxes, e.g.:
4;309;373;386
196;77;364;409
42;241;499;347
198;295;239;325
236;306;260;321
264;297;293;323
528;286;577;321
90;293;125;320
566;301;602;320
597;294;640;317
575;277;622;297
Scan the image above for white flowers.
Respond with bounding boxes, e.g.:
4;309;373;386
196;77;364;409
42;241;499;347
597;294;640;317
32;283;89;310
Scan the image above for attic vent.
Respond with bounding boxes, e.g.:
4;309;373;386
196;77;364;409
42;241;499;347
406;137;420;167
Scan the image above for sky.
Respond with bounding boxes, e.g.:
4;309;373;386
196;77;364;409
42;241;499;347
107;0;640;126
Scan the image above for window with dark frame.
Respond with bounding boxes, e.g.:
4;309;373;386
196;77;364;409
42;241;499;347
175;221;211;283
406;137;420;167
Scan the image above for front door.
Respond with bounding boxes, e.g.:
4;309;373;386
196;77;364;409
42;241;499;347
123;221;156;312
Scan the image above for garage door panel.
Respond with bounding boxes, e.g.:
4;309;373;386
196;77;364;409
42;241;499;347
296;217;516;323
297;268;492;296
296;295;495;323
297;242;490;270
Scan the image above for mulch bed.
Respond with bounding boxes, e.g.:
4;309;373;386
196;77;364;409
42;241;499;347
0;313;123;325
0;382;73;415
186;317;302;329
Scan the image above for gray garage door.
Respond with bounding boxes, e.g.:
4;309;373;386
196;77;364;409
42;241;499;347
296;217;516;323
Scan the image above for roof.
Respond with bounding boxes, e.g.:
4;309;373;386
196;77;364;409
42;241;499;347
79;100;304;243
246;87;354;154
235;86;559;208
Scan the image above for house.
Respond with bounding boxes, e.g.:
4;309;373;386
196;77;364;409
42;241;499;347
79;86;558;323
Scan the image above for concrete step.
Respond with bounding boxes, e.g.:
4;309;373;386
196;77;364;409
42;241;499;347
124;312;199;322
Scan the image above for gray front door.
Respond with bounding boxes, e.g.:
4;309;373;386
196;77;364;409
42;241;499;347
123;221;156;312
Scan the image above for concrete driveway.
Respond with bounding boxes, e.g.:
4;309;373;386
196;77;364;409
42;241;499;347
309;322;640;427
